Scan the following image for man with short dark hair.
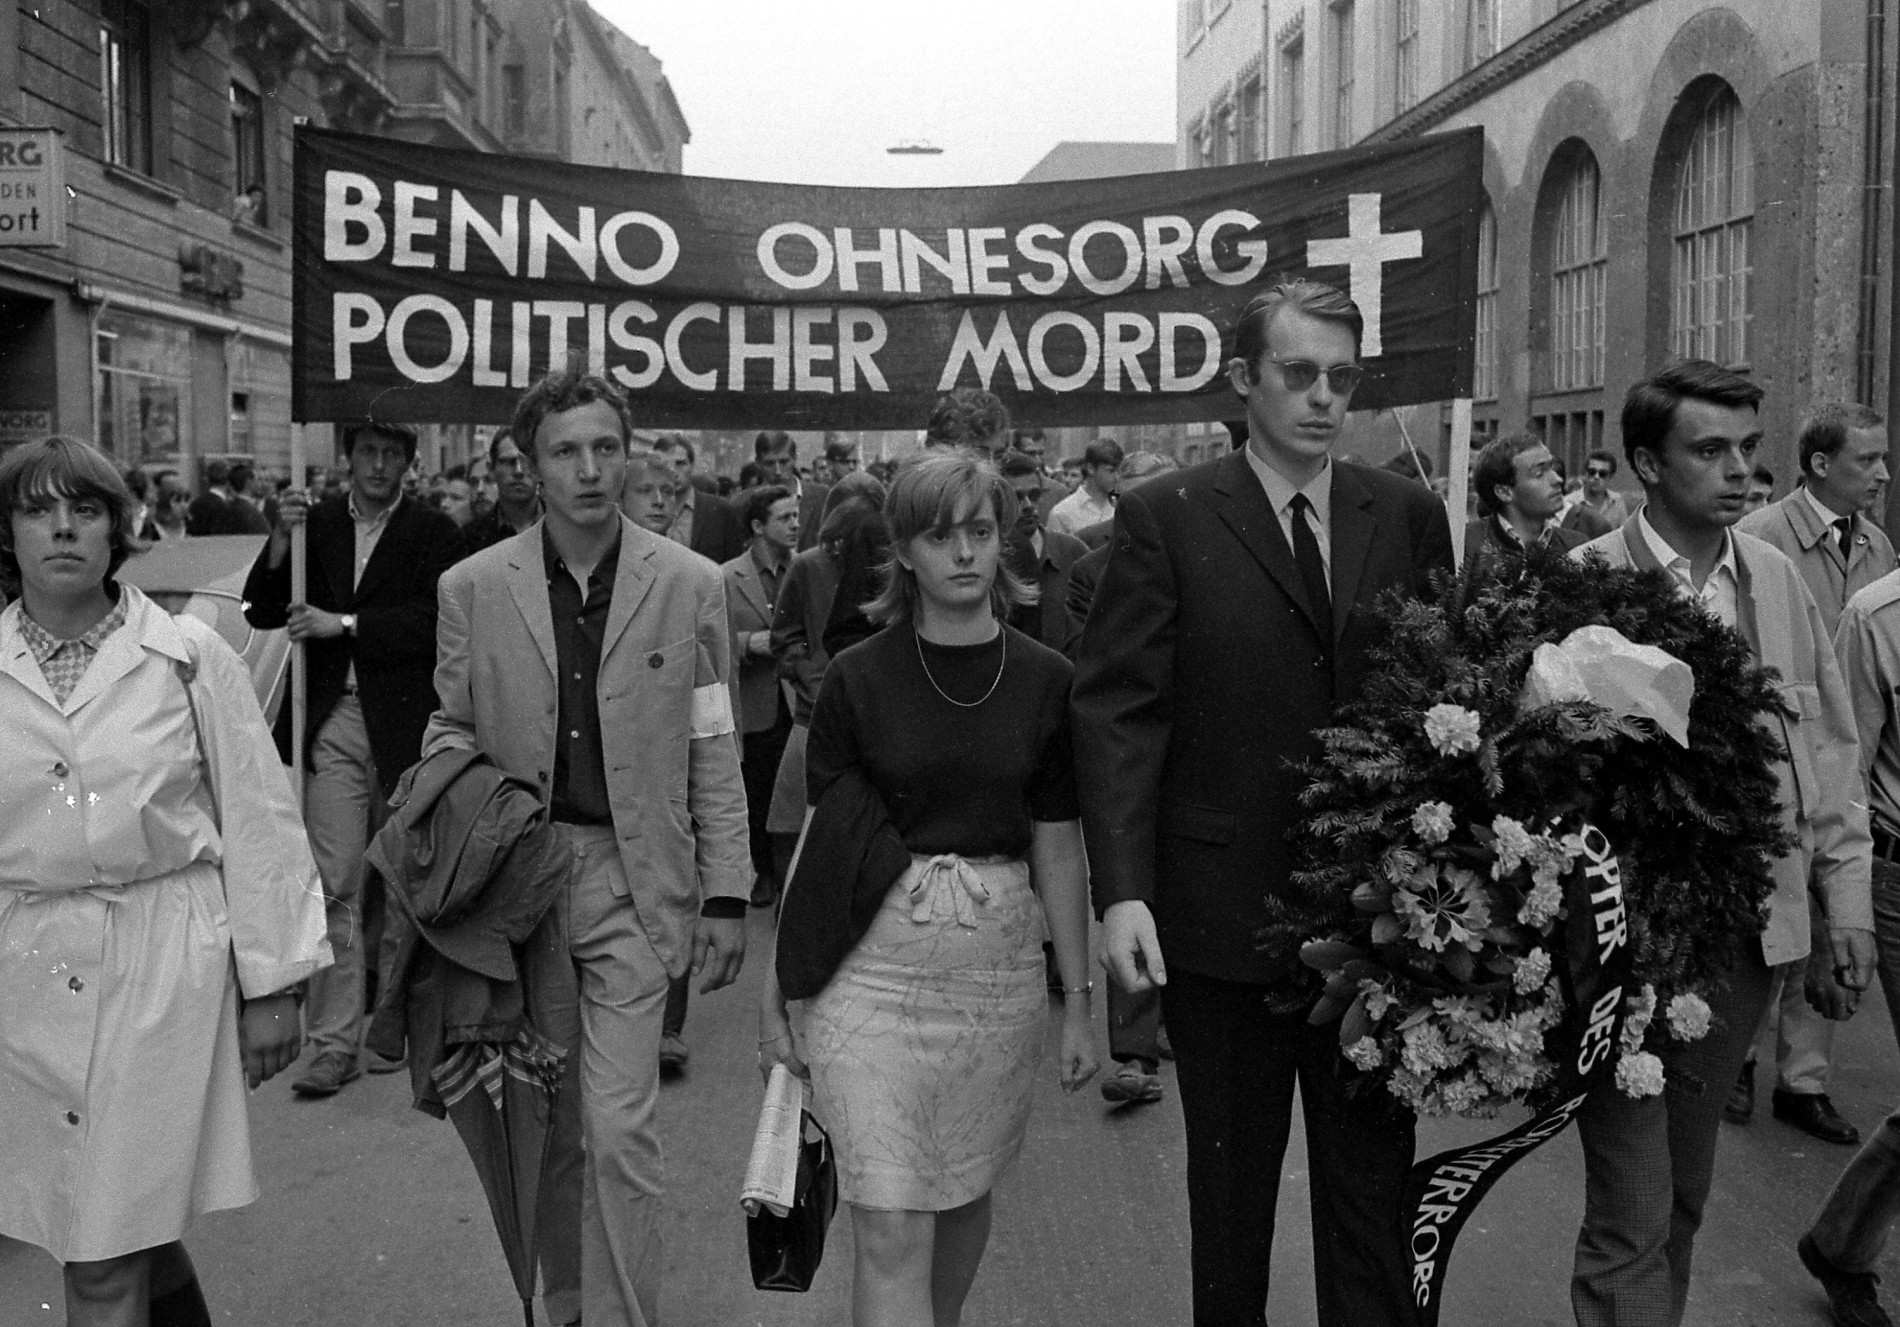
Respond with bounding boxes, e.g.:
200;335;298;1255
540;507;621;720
459;429;544;557
1074;279;1452;1326
923;387;1011;454
242;420;462;1097
1047;438;1123;536
1570;361;1874;1326
821;435;861;484
1464;432;1585;572
998;449;1086;651
1563;449;1630;538
1730;403;1897;1143
1746;464;1777;513
426;368;749;1327
723;484;799;910
753;430;826;550
654;433;748;564
188;458;270;535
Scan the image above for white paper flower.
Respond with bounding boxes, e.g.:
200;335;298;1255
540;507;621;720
1620;985;1658;1055
1359;980;1396;1022
1345;1036;1385;1070
1615;1051;1666;1097
1513;947;1553;994
1666;992;1713;1041
1411;801;1456;844
1424;704;1483;756
1491;815;1538;876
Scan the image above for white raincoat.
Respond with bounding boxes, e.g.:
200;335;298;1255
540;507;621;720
0;586;329;1262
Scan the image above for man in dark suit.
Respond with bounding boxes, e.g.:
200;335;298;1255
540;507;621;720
654;433;749;564
187;457;270;535
1073;280;1454;1327
998;449;1087;650
754;430;828;551
1462;431;1587;574
242;420;463;1097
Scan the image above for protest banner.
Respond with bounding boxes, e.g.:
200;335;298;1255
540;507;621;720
293;125;1482;428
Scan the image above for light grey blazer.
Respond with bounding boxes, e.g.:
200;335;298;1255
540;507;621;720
423;515;751;976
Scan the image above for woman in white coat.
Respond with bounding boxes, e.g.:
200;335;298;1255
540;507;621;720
0;437;329;1326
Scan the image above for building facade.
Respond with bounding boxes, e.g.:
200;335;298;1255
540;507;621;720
1177;0;1898;489
0;0;687;485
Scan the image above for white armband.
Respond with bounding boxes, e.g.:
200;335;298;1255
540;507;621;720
691;683;736;738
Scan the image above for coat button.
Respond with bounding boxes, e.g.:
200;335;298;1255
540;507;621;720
649;653;664;669
68;976;84;992
65;1111;79;1125
52;761;69;777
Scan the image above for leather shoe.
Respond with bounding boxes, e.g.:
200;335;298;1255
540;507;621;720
1774;1090;1862;1146
1799;1232;1894;1327
658;1033;690;1073
1724;1062;1754;1124
291;1051;362;1097
1100;1061;1163;1105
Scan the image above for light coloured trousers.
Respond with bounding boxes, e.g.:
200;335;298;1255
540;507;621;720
302;696;388;1060
526;825;670;1327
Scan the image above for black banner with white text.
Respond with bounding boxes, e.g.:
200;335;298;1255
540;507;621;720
292;126;1483;429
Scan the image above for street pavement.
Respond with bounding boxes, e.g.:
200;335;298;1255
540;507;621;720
6;906;1900;1326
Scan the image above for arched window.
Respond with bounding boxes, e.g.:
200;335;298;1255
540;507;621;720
1671;86;1752;366
1549;152;1606;391
1474;200;1499;400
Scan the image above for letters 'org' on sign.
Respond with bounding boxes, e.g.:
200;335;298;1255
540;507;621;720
291;125;1484;429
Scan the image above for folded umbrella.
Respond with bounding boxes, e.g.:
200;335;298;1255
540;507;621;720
433;1025;568;1327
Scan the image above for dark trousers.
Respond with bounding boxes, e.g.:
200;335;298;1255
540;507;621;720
1109;981;1162;1070
1163;968;1417;1327
740;707;793;884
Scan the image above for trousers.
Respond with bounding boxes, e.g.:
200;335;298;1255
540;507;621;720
1161;968;1417;1327
526;826;671;1327
1571;944;1774;1327
302;697;389;1060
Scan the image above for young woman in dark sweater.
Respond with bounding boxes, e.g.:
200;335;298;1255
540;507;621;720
760;451;1097;1327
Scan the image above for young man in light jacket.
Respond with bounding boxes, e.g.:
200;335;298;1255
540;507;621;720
1569;359;1875;1327
422;369;751;1327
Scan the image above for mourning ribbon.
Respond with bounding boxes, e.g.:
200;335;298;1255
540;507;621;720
1401;822;1633;1326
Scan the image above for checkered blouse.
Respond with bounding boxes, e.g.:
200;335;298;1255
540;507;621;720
18;596;130;705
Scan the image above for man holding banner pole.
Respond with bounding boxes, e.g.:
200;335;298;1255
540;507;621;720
1074;279;1454;1326
1569;361;1874;1326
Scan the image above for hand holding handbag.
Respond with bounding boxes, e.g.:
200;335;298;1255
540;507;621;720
746;1111;838;1292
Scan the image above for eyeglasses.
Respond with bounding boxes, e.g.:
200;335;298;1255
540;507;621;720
1584;467;1612;479
1262;359;1365;395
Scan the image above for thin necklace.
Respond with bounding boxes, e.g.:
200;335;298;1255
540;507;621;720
915;626;1006;709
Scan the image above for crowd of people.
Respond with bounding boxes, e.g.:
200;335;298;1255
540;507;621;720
6;274;1900;1327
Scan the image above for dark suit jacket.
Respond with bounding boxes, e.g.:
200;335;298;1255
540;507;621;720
187;491;269;536
1073;518;1114;552
797;482;830;552
1063;542;1110;658
684;491;751;565
1071;451;1454;983
242;495;463;796
1009;528;1087;651
1461;514;1586;578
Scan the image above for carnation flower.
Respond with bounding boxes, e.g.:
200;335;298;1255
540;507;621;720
1399;1020;1465;1076
1513;947;1552;994
1620;985;1658;1055
1615;1051;1666;1097
1345;1036;1385;1070
1424;704;1483;756
1666;992;1713;1041
1411;801;1456;844
1518;879;1563;928
1438;1073;1489;1116
1393;863;1492;952
1491;815;1538;875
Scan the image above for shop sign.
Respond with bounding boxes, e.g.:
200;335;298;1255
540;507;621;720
0;128;67;249
0;410;54;445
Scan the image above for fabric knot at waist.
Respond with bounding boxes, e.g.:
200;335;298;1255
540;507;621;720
907;853;1009;929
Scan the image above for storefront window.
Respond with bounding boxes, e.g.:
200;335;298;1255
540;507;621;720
95;310;192;467
230;337;292;476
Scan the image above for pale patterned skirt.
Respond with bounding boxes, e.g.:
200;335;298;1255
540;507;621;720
798;853;1047;1212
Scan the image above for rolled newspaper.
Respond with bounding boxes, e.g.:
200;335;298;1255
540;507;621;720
741;1063;809;1218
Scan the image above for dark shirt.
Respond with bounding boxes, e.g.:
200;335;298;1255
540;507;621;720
462;504;538;559
807;623;1080;858
545;527;620;825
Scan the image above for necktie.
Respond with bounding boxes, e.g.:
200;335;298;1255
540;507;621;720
1836;516;1854;562
1288;492;1332;636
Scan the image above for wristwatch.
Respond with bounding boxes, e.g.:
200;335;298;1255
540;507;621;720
339;613;357;635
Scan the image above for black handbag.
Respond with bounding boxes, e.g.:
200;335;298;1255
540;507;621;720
746;1111;838;1292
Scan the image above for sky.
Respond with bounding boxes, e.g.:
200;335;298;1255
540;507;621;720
593;1;1178;188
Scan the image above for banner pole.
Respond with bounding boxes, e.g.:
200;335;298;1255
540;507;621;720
289;423;308;803
1447;399;1472;571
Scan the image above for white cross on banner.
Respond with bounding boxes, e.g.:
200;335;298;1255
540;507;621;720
1306;193;1424;360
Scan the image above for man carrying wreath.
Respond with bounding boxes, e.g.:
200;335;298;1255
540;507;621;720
1571;360;1875;1327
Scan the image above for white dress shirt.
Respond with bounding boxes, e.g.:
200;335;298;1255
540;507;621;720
1634;508;1738;628
1245;447;1333;578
